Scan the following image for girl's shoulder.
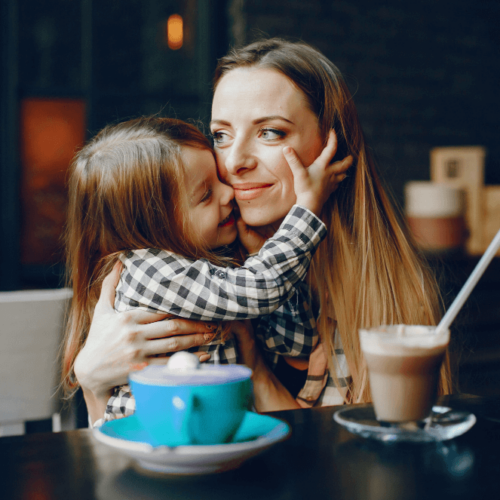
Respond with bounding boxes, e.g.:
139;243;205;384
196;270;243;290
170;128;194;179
119;249;195;275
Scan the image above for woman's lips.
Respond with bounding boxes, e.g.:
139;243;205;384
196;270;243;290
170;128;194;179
233;183;273;201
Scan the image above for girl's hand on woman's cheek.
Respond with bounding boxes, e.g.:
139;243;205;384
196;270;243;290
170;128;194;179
283;130;353;216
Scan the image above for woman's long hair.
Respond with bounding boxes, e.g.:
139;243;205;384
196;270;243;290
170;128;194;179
62;117;227;394
214;39;452;403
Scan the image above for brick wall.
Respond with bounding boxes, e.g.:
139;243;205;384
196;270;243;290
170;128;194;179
229;0;500;206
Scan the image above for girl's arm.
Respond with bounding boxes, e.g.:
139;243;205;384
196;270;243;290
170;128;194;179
117;204;326;321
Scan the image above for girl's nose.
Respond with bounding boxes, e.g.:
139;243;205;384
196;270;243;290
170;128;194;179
220;182;234;206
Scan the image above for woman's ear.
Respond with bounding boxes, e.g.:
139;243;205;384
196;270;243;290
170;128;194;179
329;128;350;163
325;129;338;164
326;128;338;145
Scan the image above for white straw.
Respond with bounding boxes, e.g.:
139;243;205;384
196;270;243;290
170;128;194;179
436;228;500;334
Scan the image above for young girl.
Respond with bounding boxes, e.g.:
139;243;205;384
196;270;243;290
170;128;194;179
63;116;348;423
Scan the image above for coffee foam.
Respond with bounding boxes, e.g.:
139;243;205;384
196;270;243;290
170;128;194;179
130;364;252;386
360;325;449;356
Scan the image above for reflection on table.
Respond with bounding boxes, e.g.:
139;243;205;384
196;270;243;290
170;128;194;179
1;394;499;500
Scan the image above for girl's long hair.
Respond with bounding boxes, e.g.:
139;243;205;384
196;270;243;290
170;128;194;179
214;39;452;403
62;117;227;394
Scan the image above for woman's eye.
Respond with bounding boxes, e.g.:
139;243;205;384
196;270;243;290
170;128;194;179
260;128;286;140
211;131;227;146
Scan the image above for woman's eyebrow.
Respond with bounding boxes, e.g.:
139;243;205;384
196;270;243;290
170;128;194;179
209;119;230;127
253;115;294;125
210;116;295;127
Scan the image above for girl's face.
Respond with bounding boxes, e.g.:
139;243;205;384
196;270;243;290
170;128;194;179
181;147;237;249
211;68;324;227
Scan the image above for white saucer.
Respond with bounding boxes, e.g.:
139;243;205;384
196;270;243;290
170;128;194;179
93;411;290;474
334;405;476;443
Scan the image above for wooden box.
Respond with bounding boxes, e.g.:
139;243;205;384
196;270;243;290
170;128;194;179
430;146;499;255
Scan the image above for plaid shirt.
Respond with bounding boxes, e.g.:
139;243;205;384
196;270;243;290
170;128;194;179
99;205;326;424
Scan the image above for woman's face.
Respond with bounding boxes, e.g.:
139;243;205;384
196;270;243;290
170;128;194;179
211;68;323;227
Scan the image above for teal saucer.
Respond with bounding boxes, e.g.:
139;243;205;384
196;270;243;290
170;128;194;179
94;411;290;474
99;410;286;446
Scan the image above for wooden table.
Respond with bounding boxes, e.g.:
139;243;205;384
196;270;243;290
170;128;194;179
1;394;499;500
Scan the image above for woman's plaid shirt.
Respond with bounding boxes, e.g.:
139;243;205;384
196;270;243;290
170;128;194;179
100;205;326;424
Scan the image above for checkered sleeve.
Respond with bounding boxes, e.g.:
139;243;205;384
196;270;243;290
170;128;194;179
254;281;318;358
104;385;136;422
115;205;326;320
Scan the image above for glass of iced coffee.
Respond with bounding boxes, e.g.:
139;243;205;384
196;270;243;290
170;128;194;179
359;325;449;426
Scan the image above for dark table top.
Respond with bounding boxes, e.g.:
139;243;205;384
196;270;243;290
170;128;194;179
2;393;500;500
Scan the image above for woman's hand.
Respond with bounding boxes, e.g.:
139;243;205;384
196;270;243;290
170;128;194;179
231;320;300;412
284;130;353;216
74;262;217;423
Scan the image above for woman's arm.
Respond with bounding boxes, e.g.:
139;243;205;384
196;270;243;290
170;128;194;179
74;264;217;425
231;320;300;412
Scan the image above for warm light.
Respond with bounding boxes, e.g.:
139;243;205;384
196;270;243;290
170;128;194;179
20;98;86;265
167;14;183;50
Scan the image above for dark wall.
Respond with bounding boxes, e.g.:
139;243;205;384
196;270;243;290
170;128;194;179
233;0;500;205
0;0;228;290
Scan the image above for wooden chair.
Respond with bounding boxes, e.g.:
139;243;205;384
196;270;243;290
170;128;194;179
0;288;73;436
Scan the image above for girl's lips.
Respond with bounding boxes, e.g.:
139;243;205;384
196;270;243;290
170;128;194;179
219;213;235;227
233;184;273;201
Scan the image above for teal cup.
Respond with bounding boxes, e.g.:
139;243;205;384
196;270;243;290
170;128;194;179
129;354;253;447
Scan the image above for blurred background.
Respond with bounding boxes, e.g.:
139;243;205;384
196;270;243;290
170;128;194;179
2;0;500;290
1;0;499;412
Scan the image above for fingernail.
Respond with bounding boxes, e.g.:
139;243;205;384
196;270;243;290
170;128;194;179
283;146;292;154
204;333;215;343
130;361;148;371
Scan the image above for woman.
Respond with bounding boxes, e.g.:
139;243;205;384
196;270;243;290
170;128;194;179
71;38;451;425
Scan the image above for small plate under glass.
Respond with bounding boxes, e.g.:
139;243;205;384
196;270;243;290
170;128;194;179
334;405;476;443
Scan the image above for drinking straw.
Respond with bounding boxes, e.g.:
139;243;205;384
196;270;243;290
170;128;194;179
436;228;500;334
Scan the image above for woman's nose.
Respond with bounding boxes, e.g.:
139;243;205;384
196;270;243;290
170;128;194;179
223;139;257;176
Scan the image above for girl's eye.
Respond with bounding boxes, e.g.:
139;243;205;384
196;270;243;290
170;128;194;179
200;188;212;203
260;128;286;141
211;131;227;146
